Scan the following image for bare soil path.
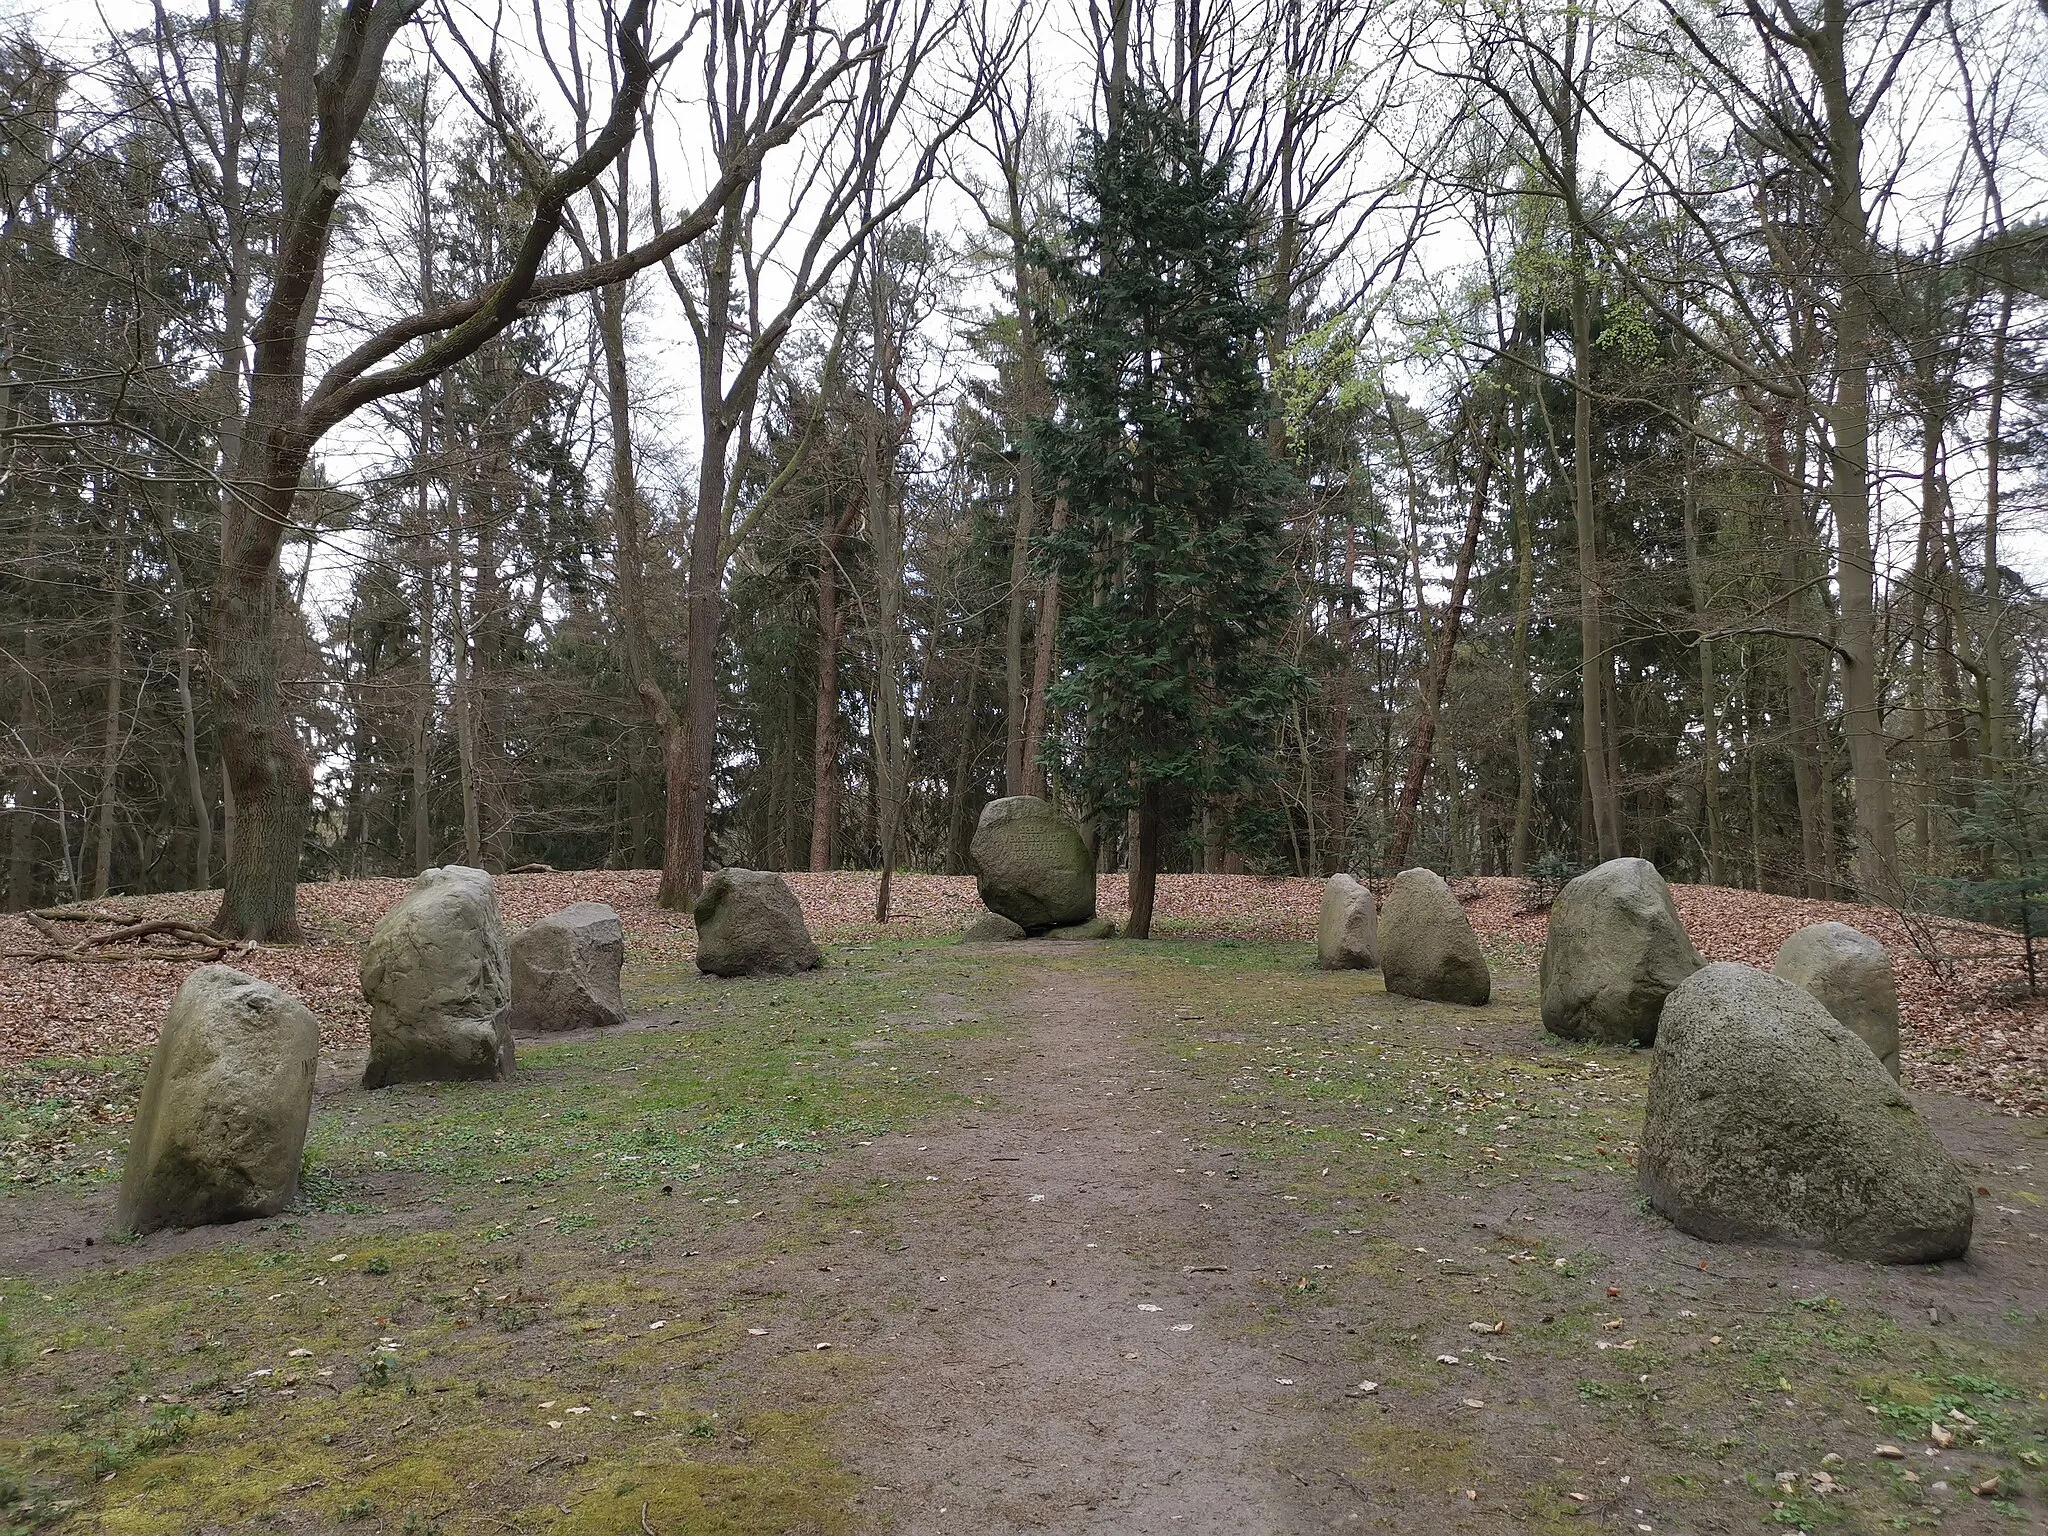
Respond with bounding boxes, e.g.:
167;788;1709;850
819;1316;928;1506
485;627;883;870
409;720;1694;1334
816;958;1361;1532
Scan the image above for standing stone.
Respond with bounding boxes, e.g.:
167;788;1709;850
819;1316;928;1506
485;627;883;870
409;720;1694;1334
361;866;515;1088
1539;858;1702;1045
118;965;319;1235
1638;962;1972;1264
508;902;627;1033
1774;921;1901;1078
1317;874;1380;970
1379;868;1490;1005
969;796;1095;932
693;869;823;977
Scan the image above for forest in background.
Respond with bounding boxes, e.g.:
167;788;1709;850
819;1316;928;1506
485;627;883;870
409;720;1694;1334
1;0;2045;937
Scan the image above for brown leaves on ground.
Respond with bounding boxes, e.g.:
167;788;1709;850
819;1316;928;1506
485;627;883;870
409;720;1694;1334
0;872;2039;1115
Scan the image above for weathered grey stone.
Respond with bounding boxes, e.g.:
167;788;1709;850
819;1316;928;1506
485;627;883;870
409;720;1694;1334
1539;858;1702;1045
508;902;627;1033
969;796;1095;932
1042;916;1117;941
961;911;1027;943
1379;868;1490;1006
1639;962;1972;1264
1774;921;1901;1079
1317;874;1380;970
118;965;319;1234
693;868;822;977
361;865;515;1088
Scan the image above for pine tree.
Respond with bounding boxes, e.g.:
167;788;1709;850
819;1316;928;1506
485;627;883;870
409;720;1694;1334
1033;89;1299;939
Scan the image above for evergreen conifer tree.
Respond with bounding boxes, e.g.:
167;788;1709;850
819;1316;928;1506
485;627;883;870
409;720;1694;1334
1033;88;1299;939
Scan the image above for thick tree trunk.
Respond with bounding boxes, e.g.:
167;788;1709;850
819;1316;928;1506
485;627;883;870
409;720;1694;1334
1128;778;1160;940
212;477;316;942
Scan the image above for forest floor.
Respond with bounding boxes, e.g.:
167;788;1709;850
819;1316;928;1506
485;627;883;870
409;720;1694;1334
0;935;2042;1535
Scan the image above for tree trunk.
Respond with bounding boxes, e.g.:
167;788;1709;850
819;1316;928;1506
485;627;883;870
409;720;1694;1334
1678;394;1722;884
90;512;129;899
1762;407;1828;896
809;508;849;872
1815;10;1897;896
1385;406;1499;871
1128;777;1160;939
1979;282;2014;774
1022;496;1066;796
1509;398;1535;876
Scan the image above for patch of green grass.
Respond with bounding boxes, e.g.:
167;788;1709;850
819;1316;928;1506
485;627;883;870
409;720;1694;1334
0;941;1009;1534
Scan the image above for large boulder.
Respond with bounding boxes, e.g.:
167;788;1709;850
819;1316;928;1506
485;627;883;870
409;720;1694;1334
1317;874;1380;970
508;902;627;1033
1379;868;1490;1005
1774;921;1900;1079
361;865;515;1088
694;868;822;977
969;796;1095;932
118;966;319;1235
1638;963;1973;1264
1539;858;1702;1045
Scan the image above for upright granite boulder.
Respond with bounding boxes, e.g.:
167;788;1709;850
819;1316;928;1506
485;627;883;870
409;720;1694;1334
508;902;627;1033
119;966;320;1234
1638;962;1972;1264
970;796;1095;932
1317;874;1380;970
361;865;515;1088
1774;921;1901;1079
1540;858;1702;1045
1379;868;1490;1005
694;868;822;977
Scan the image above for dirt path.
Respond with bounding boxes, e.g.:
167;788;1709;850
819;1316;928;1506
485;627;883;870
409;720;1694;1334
799;957;1362;1533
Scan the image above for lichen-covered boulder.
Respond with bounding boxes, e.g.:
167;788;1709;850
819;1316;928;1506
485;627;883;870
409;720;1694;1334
1317;874;1380;970
118;966;319;1234
1539;858;1702;1045
1774;921;1900;1079
1638;963;1972;1264
1379;868;1489;1006
969;796;1095;932
1042;916;1116;941
361;865;515;1088
961;911;1027;943
508;902;627;1033
693;868;822;977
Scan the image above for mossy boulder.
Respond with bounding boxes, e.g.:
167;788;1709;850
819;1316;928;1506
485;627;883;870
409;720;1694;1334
1774;921;1900;1078
969;796;1095;932
1317;874;1379;970
961;911;1027;942
1639;962;1972;1264
1043;916;1116;940
362;865;515;1088
508;902;627;1033
1539;858;1701;1045
1379;868;1489;1006
118;966;319;1234
693;869;822;977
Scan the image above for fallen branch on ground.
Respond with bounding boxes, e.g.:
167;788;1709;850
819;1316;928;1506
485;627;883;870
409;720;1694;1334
7;914;241;965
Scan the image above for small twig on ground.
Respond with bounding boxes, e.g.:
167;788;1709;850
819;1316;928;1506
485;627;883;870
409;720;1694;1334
640;1500;661;1535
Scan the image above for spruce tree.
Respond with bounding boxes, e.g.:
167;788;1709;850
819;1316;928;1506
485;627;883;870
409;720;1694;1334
1033;88;1299;939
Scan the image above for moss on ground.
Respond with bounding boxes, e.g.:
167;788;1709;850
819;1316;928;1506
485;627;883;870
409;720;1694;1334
0;938;999;1535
